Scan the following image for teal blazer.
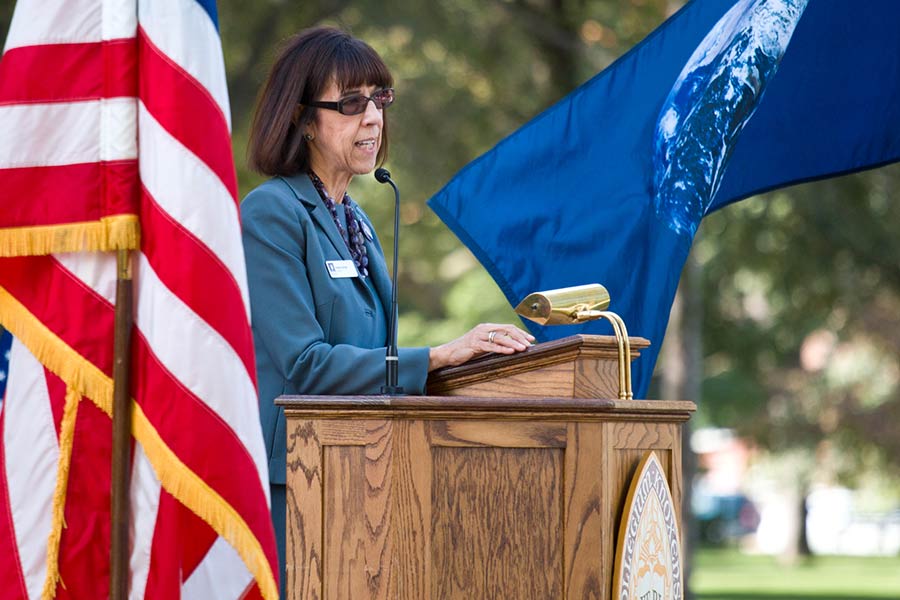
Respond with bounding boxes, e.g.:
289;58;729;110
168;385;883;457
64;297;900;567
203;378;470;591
241;174;430;484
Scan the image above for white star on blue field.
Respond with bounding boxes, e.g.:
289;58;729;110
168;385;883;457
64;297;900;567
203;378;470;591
0;329;11;408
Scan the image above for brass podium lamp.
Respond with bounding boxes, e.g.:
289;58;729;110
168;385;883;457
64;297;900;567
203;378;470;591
515;283;634;399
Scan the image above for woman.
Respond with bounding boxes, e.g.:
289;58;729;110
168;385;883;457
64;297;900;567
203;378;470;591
241;27;533;587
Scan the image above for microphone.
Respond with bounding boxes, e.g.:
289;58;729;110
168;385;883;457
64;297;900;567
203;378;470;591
374;168;404;395
374;167;391;184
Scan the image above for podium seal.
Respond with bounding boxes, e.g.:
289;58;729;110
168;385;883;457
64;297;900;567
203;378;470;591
612;451;683;600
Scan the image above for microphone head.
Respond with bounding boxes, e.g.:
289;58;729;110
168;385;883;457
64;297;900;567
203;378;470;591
374;167;392;183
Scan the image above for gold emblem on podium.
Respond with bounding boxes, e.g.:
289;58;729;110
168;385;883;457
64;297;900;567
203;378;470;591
613;451;683;600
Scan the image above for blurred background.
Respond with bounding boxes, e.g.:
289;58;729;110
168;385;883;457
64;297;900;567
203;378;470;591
2;0;898;597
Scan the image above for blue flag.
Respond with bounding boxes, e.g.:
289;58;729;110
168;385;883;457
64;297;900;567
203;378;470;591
428;0;900;397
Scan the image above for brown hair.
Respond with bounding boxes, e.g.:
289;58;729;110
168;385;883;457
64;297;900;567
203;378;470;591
247;27;394;176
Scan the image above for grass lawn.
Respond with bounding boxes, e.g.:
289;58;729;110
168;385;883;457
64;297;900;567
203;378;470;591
692;548;900;600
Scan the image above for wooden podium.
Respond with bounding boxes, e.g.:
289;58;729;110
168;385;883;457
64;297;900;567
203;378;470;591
277;335;694;599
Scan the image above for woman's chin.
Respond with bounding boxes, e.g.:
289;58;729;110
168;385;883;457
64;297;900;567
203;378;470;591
352;144;380;166
352;159;379;176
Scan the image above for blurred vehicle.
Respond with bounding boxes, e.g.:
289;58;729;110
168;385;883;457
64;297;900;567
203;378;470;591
693;491;761;545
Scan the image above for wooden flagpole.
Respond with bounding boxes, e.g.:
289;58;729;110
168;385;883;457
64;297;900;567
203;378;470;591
110;248;133;600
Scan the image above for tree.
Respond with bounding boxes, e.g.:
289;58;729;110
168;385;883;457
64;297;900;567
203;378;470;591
696;164;900;559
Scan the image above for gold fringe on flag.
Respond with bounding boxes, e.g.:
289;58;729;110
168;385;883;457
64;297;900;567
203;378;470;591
0;287;279;600
0;215;140;257
132;405;280;600
40;388;81;600
0;287;114;412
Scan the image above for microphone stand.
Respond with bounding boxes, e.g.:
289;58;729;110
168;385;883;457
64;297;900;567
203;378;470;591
375;168;404;395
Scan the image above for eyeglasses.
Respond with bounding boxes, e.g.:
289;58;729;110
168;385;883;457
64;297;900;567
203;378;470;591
305;88;395;115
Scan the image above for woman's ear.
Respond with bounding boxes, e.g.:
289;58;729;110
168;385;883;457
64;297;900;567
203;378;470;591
291;104;304;125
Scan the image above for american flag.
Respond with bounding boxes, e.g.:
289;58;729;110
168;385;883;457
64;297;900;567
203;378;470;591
0;1;278;598
0;329;9;406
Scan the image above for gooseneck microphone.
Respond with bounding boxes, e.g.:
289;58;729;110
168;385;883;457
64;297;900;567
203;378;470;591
374;167;404;395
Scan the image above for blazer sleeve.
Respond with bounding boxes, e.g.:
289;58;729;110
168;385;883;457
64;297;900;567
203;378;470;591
241;185;430;395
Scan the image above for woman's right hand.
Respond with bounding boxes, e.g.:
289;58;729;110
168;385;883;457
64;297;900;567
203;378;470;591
428;323;535;371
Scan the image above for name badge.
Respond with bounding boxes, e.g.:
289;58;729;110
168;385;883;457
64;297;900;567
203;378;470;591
326;259;359;279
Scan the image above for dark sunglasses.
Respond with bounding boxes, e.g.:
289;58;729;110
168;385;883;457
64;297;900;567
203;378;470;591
305;88;395;116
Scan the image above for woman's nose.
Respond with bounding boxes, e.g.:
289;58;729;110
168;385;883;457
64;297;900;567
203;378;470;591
361;99;383;125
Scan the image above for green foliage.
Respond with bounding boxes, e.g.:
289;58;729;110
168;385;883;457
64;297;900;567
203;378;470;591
697;164;900;484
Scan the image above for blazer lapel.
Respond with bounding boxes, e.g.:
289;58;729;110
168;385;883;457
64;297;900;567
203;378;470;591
279;173;353;263
357;206;393;317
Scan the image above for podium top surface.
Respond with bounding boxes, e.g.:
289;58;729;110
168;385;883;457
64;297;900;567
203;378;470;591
276;395;695;421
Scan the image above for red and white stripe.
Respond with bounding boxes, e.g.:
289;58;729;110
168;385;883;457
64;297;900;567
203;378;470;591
0;0;277;598
0;340;57;599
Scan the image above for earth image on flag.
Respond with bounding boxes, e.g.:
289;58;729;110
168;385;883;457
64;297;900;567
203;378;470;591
653;0;809;238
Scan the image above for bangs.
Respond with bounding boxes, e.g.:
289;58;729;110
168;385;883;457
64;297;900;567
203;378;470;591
331;39;393;92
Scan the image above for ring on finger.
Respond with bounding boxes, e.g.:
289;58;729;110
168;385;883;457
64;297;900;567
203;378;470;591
488;330;497;344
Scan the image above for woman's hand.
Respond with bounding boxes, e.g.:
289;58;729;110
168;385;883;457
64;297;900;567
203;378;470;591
428;323;535;371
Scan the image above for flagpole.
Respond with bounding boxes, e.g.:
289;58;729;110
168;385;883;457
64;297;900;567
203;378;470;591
110;248;134;600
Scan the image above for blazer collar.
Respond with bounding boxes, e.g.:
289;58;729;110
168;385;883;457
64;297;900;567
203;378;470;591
279;173;353;263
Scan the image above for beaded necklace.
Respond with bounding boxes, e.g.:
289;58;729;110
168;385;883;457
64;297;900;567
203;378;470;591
308;171;369;278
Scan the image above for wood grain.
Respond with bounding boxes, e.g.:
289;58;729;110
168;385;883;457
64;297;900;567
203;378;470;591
279;396;696;424
281;388;693;599
322;420;392;600
573;358;624;399
426;334;650;398
429;420;567;448
669;423;684;536
563;422;604;600
434;362;576;398
285;420;323;600
389;420;431;600
611;419;675;449
431;447;563;599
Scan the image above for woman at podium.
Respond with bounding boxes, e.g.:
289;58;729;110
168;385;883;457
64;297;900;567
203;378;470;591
240;26;533;593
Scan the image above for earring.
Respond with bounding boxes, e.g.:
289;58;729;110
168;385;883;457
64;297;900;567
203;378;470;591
304;133;314;141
